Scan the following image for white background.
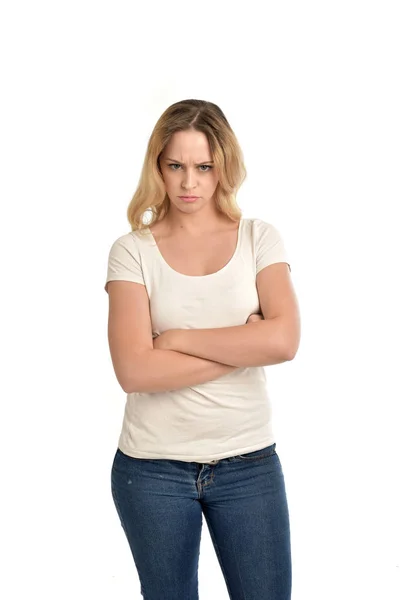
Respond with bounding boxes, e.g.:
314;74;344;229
1;1;399;598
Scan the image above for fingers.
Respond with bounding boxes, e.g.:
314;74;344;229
247;313;264;323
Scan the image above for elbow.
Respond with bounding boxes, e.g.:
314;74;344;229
115;366;140;394
282;320;301;362
284;347;298;361
283;338;300;361
121;375;137;394
118;349;153;394
122;373;148;394
122;379;136;394
122;369;156;395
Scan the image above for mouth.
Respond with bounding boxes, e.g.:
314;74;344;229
179;196;199;202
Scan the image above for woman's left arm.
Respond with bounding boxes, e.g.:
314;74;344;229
154;263;301;368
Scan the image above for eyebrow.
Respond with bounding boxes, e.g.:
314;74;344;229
165;157;214;165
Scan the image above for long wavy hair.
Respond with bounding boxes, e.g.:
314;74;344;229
127;99;247;234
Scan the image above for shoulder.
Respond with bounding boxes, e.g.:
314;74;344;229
248;217;280;231
243;218;284;242
245;218;289;273
105;231;150;291
108;229;152;252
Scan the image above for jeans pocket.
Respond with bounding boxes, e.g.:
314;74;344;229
235;443;277;460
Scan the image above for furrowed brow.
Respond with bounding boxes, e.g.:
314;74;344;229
165;157;214;165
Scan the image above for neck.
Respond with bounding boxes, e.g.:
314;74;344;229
163;209;229;237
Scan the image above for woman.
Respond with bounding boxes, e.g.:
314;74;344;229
105;99;300;599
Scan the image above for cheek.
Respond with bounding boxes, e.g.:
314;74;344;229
161;171;174;186
209;172;219;187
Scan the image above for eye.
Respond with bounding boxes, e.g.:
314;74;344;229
167;163;213;172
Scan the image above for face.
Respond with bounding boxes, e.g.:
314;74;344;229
159;130;219;215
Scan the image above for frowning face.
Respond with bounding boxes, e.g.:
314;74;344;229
159;129;219;215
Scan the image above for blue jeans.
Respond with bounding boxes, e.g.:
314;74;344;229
111;443;292;599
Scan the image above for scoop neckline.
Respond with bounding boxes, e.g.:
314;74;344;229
146;219;244;279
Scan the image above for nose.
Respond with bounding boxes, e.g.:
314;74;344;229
181;168;197;191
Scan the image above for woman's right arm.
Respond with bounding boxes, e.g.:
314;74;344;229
106;280;238;394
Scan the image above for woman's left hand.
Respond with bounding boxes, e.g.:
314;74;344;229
246;313;264;324
153;330;178;351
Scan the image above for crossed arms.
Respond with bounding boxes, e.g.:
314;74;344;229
107;262;300;394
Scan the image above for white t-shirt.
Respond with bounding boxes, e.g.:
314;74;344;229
105;217;290;463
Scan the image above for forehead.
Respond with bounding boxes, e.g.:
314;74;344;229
163;130;212;161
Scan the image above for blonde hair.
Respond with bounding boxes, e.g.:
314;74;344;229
127;99;247;233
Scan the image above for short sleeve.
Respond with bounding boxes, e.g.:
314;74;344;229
104;233;145;292
254;219;291;274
